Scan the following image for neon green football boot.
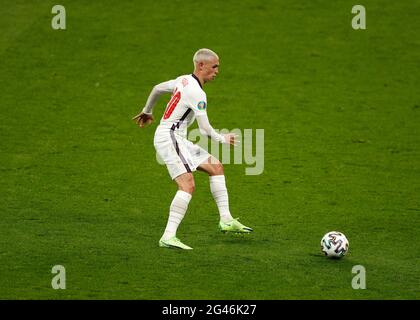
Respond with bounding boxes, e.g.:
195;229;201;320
159;236;193;250
219;218;253;234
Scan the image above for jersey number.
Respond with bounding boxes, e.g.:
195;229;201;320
163;90;181;120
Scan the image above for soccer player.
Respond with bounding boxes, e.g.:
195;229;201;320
133;48;253;250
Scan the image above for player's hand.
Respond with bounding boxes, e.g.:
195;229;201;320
223;133;240;146
132;112;154;128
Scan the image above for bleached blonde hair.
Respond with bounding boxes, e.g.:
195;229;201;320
193;48;219;66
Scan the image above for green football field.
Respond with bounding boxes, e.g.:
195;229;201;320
1;0;419;299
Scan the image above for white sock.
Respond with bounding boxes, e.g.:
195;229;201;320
209;175;234;223
162;190;192;240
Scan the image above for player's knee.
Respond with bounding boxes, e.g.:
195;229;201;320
179;176;195;194
213;162;224;175
183;182;195;194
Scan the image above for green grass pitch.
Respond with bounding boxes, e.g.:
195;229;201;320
0;0;419;299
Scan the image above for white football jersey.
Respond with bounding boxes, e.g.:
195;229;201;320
142;73;225;144
159;74;207;134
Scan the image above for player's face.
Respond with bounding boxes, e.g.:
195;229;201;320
201;58;219;83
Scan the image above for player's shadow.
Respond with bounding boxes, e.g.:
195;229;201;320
308;252;358;266
212;233;270;247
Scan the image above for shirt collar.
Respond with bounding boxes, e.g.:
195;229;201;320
191;74;203;89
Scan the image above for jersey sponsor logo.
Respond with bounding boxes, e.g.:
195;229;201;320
197;101;206;110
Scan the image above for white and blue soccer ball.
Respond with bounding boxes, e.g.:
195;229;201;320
321;231;349;258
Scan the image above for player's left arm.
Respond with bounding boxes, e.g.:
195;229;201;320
133;79;176;128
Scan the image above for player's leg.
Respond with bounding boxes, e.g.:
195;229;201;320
174;171;195;194
154;134;198;249
197;157;253;233
197;157;233;223
159;172;195;249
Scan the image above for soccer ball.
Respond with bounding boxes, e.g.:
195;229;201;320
320;231;349;258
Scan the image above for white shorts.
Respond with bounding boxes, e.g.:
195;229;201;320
154;127;210;180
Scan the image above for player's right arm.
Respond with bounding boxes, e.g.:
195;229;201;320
132;79;176;128
188;90;238;145
196;114;238;145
